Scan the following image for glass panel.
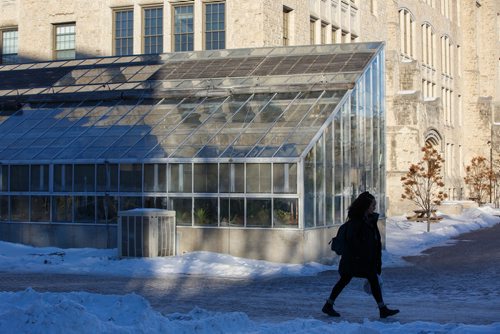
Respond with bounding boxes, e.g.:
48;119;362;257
334;111;343;224
10;165;29;191
219;163;244;193
115;10;134;56
273;163;297;194
174;5;194;51
170;197;192;226
144;196;168;209
246;163;271;193
193;164;218;193
168;164;192;193
205;2;225;50
97;163;119;192
0;165;7;191
226;93;296;158
325;124;334;226
55;23;76;60
0;196;8;221
54;164;73;192
304;149;315;227
53;196;73;222
220;197;244;226
246;199;271;227
74;164;95;192
273;198;299;227
119;164;142;192
193;198;217;226
30;165;49;192
97;195;118;224
144;7;163;54
74;196;95;223
119;196;142;211
11;195;29;222
194;95;251;158
144;164;167;192
206;93;272;158
316;136;325;226
1;30;18;64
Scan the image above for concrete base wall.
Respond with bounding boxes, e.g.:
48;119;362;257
0;223;117;249
0;219;386;264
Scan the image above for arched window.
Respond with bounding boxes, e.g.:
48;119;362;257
424;128;442;148
399;9;416;59
421;23;435;68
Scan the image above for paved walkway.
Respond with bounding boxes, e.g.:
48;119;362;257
1;223;500;324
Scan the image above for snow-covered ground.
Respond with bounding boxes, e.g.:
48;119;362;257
1;206;499;333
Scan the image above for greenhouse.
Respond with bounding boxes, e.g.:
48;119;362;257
0;42;385;263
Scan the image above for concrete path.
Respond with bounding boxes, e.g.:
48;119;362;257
1;223;500;324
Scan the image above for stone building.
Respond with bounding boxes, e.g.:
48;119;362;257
0;1;499;214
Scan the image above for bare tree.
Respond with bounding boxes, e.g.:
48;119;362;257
401;143;447;217
464;156;495;205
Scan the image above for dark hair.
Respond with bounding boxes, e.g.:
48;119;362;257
347;191;375;220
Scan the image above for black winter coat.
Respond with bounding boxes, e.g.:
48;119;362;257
338;213;382;278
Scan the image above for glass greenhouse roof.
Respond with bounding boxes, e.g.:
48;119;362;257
0;42;383;163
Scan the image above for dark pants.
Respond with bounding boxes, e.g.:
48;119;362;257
328;273;383;305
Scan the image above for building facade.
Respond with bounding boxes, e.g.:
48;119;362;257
1;0;499;214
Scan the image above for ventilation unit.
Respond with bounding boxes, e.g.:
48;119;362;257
118;209;176;257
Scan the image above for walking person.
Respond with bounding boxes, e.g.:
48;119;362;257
322;191;399;318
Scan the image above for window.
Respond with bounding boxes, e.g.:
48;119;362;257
370;0;377;15
54;23;76;60
309;18;316;45
331;27;338;44
321;22;328;44
422;79;435;99
143;7;163;54
440;0;450;19
442;88;453;125
441;35;452;76
1;29;18;64
205;2;225;50
421;23;435;68
173;4;194;51
283;6;291;46
114;9;134;56
399;9;415;59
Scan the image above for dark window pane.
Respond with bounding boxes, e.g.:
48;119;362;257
31;165;49;192
194;164;218;193
194;198;217;226
74;196;95;223
54;164;73;192
247;199;271;227
53;196;73;222
0;196;8;221
97;164;119;192
31;196;50;222
11;195;29;222
273;198;298;227
170;197;192;226
10;165;29;192
144;164;166;192
74;164;95;192
220;197;244;226
97;195;118;224
119;164;142;192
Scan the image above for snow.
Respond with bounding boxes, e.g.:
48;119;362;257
1;206;500;333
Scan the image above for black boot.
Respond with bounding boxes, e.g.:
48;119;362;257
379;305;399;318
322;301;340;317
